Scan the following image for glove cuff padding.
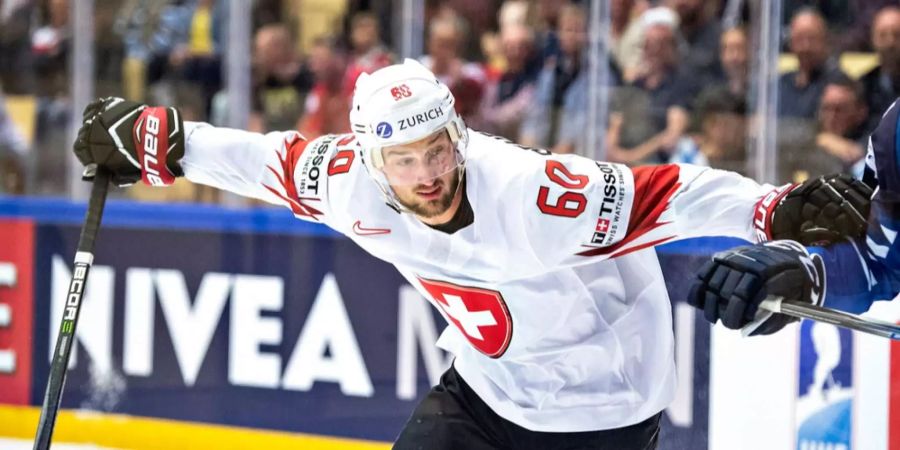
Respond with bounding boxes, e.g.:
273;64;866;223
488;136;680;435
753;183;796;241
132;106;184;186
748;242;826;336
759;174;872;246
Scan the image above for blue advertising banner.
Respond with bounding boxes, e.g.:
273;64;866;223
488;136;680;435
30;223;434;442
4;197;729;446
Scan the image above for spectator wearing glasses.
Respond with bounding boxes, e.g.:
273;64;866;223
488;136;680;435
778;77;869;183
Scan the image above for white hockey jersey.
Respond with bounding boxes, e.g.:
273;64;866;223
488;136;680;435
179;124;774;432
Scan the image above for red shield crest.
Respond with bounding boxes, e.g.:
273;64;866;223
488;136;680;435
418;278;512;358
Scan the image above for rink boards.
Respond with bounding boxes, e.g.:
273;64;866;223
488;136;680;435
0;196;897;449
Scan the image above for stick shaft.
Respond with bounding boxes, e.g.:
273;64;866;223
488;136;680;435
33;170;110;450
759;296;900;340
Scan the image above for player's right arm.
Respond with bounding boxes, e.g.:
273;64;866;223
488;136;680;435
73;97;334;223
518;152;868;269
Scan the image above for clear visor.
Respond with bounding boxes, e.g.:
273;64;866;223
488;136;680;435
377;135;464;186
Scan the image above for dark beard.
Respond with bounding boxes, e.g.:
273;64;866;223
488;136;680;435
400;169;460;218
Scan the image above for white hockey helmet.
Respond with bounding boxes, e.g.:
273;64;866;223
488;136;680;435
350;59;468;208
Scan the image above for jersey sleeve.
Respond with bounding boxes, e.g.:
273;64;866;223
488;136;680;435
179;121;347;224
519;154;776;270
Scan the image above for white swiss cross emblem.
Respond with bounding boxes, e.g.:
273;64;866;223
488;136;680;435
596;218;610;233
417;277;512;358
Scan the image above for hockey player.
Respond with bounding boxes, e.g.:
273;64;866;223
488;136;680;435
688;98;900;332
72;59;877;449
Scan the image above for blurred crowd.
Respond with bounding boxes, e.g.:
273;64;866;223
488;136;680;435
0;0;899;201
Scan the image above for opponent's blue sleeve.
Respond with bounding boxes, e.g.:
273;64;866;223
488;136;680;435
809;98;900;313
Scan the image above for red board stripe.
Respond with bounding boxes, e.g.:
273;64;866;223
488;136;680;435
891;335;900;450
0;219;34;405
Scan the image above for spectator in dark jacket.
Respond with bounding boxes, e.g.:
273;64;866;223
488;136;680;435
476;23;541;140
834;0;898;52
249;24;313;133
0;0;36;94
521;4;607;155
779;77;870;183
665;0;721;76
777;9;846;119
607;7;697;164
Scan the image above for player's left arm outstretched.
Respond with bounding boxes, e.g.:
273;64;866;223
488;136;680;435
72;97;342;225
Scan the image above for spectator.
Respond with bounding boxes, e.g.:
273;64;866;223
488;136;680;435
498;0;529;30
520;4;600;154
835;0;897;52
342;11;393;98
778;77;869;183
814;78;868;174
0;88;28;193
419;17;486;122
777;9;845;119
0;0;36;94
717;26;749;99
298;36;349;137
860;6;900;129
426;0;502;61
606;7;697;164
482;0;531;78
30;0;70;195
476;23;541;140
611;0;648;82
31;0;69;98
670;87;747;174
783;0;852;34
696;26;750;117
532;0;563;63
115;0;182;102
665;0;721;76
165;0;227;117
248;24;313;133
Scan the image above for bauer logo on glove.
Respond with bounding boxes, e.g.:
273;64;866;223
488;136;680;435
73;97;185;187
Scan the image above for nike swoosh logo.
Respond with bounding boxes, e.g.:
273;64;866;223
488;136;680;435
352;220;391;236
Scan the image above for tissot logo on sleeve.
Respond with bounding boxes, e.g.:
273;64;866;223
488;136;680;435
417;278;512;358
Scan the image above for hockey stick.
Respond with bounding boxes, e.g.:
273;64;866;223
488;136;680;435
754;295;900;340
33;167;110;450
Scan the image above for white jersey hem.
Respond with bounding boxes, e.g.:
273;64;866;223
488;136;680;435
452;356;673;433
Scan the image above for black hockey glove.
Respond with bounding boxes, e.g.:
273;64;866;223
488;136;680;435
756;174;872;246
687;240;825;336
73;97;184;187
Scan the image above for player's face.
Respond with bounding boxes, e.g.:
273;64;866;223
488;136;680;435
380;131;462;220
